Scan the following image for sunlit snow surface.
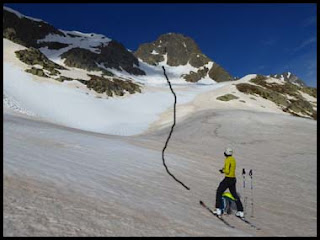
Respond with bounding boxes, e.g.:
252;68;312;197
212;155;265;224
3;108;317;236
3;38;226;136
3;62;226;136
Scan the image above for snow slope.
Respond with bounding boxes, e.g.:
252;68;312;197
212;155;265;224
3;113;244;236
147;74;294;131
4;36;316;136
4;107;317;236
3;38;227;136
106;56;215;85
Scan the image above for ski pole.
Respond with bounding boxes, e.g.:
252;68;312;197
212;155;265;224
242;168;247;217
249;169;254;217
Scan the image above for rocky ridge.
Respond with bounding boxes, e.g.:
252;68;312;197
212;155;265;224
3;6;145;77
234;75;317;119
269;72;306;87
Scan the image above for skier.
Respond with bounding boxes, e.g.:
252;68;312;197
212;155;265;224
213;147;244;218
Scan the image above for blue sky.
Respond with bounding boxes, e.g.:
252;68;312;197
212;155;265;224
5;3;317;87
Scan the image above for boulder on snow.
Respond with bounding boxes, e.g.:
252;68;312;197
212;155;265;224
216;94;239;101
78;74;141;97
25;67;49;78
15;48;66;70
182;67;209;82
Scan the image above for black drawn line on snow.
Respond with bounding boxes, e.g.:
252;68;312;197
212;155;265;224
161;66;190;191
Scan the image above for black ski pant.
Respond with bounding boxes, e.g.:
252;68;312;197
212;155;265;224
215;177;243;211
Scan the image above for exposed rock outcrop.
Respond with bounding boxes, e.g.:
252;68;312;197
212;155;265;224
236;75;317;120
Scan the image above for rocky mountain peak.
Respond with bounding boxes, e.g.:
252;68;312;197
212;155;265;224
269;72;306;87
135;32;210;68
134;32;233;83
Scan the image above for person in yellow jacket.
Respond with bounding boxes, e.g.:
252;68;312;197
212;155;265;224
213;147;244;218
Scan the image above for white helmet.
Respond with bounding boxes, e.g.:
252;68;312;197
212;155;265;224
224;147;233;156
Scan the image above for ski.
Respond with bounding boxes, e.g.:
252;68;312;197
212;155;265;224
199;200;235;228
235;216;261;230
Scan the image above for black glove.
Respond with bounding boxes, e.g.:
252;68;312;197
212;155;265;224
219;169;224;174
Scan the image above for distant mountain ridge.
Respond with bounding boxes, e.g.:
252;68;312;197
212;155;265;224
3;7;234;84
269;72;306;87
3;6;312;87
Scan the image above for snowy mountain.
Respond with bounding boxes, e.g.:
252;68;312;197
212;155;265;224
3;6;145;77
135;33;233;83
3;5;317;138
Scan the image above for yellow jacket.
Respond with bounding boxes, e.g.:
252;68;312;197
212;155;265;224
222;156;236;178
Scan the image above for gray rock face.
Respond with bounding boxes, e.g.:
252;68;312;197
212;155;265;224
99;41;145;75
134;33;233;82
15;48;66;71
60;41;146;76
135;33;210;67
208;63;233;82
134;42;165;66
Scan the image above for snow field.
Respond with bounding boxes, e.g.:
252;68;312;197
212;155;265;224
4;113;246;236
4;38;228;136
3;107;317;236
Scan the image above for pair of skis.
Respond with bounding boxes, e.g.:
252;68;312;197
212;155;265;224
199;200;260;230
200;200;235;228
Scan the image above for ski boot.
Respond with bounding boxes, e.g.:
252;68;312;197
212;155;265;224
235;211;244;218
213;208;222;217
